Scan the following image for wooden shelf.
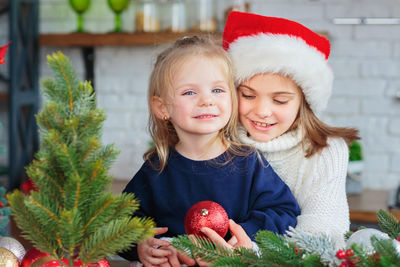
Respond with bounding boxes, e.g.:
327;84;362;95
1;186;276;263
39;31;329;47
0;92;7;100
348;189;400;223
39;32;222;47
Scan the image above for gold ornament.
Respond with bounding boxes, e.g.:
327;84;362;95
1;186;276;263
0;247;19;266
0;237;26;263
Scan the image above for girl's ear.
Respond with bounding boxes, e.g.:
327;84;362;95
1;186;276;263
151;96;170;120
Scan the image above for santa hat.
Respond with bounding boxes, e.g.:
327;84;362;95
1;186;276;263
223;11;333;113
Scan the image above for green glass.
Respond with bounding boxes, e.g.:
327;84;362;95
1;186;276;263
69;0;91;32
107;0;130;32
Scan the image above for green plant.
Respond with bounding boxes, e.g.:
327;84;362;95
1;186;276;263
349;140;363;162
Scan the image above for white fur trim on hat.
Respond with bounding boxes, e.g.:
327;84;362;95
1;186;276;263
228;33;333;113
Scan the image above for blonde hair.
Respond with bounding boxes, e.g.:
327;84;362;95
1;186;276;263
144;36;245;171
289;89;360;157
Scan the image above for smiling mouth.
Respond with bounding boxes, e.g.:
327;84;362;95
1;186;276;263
194;114;218;119
251;120;276;127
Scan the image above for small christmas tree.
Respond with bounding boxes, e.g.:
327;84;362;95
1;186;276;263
7;52;154;266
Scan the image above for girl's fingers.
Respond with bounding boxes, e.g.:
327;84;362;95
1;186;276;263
229;219;252;249
141;259;158;267
177;251;196;266
148;237;171;248
200;227;232;249
227;236;238;246
153;227;169;235
147;246;172;258
146;254;169;265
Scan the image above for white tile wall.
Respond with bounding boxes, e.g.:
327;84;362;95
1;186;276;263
4;0;400;189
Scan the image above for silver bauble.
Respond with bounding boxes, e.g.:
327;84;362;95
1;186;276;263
346;228;389;254
0;237;26;263
393;239;400;255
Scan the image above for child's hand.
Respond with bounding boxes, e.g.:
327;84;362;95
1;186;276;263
158;246;196;267
137;227;172;266
200;219;253;249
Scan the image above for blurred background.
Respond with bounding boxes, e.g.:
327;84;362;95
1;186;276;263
0;0;400;206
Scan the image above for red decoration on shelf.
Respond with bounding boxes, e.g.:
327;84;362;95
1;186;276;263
0;41;10;65
184;200;229;238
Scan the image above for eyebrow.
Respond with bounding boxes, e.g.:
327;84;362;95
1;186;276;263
238;84;295;95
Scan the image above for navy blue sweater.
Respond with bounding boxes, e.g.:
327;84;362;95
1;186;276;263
119;149;300;261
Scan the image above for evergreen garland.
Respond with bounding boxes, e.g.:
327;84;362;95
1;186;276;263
377;210;400;240
7;52;154;266
172;209;400;266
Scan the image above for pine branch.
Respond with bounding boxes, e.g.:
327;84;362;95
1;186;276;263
371;236;400;265
79;217;154;264
377;209;400;239
172;235;248;266
285;227;339;266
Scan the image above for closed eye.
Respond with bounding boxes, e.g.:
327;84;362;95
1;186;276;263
241;92;255;99
274;99;288;104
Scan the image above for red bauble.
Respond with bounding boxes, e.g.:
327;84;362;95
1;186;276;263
21;248;110;267
42;258;110;267
21;247;54;267
184;201;229;238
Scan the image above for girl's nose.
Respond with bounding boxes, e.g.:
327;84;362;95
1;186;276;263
255;100;272;118
199;93;214;106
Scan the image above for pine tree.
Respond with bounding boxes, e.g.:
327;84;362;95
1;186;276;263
7;52;154;266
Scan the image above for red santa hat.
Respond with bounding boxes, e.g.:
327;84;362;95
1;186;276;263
223;11;333;113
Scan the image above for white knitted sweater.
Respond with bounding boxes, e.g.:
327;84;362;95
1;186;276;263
238;126;350;249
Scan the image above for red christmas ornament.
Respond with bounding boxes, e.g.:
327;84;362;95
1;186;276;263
42;258;110;267
184;201;229;238
21;247;54;267
21;248;110;267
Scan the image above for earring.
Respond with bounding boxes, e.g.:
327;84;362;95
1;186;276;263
163;115;169;121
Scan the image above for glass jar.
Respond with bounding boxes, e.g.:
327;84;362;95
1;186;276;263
134;0;160;32
224;1;250;25
159;0;186;32
187;0;218;32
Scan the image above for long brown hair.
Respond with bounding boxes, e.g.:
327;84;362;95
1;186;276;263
290;91;360;157
144;36;245;171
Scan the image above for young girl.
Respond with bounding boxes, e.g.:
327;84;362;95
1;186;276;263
119;36;300;266
202;11;359;251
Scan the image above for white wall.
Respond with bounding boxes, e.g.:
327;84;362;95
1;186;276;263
36;0;400;189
